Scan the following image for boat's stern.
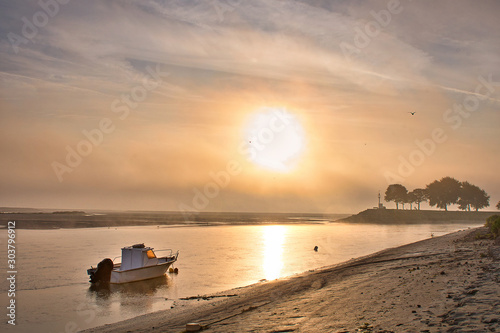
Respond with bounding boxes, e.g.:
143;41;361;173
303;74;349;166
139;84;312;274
88;258;113;284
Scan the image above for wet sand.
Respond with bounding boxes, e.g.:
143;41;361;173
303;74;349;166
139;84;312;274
82;227;500;333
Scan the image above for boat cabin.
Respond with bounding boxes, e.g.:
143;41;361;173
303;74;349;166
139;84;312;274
120;244;158;270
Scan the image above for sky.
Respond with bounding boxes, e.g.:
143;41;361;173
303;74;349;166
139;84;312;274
1;0;499;214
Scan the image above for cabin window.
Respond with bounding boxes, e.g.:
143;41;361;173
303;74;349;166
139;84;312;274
146;250;156;259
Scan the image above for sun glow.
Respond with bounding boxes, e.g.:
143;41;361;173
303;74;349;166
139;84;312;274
262;225;286;280
243;107;305;172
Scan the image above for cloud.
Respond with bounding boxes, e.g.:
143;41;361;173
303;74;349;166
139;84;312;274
0;0;499;212
1;0;434;97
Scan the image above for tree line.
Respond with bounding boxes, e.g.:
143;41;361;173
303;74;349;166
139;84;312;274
384;176;493;211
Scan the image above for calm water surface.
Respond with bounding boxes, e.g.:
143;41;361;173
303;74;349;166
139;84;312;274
0;222;481;332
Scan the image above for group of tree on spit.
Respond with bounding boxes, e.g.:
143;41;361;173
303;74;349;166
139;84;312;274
385;176;498;211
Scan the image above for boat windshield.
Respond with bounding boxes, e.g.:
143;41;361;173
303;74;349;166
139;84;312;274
146;249;156;259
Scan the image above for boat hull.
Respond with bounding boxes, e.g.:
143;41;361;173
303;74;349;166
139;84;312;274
88;245;179;285
110;261;173;284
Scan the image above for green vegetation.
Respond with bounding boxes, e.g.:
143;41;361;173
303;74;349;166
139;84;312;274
485;215;500;238
497;201;500;210
385;176;490;211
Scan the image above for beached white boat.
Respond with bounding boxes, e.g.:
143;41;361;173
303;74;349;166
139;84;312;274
87;244;179;284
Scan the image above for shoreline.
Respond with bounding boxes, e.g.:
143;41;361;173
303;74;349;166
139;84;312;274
82;227;500;333
1;209;495;229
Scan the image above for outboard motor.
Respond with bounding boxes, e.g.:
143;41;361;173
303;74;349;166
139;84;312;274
88;258;113;284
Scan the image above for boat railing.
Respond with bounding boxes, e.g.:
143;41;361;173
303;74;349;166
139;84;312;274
154;249;176;257
110;249;178;263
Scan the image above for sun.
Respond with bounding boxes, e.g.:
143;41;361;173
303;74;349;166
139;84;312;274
242;107;305;172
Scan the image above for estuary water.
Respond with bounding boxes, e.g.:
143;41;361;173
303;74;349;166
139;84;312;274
0;221;481;332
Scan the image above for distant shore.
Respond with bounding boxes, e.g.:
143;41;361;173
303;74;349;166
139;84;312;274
0;208;496;229
82;227;500;333
0;211;349;229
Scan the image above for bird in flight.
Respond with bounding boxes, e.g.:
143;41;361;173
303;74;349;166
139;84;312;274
408;112;416;115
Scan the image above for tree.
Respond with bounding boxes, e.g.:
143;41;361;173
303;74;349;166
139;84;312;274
458;182;473;211
425;177;461;211
497;201;500;210
409;188;427;210
406;191;416;210
471;189;489;211
458;182;490;211
385;184;408;210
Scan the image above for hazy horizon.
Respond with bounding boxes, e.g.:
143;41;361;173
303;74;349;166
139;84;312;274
1;0;499;214
0;206;354;215
1;205;498;215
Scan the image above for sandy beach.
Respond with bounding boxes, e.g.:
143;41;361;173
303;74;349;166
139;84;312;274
83;227;500;333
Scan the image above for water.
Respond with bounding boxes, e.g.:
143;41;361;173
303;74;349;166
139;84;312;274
0;222;481;332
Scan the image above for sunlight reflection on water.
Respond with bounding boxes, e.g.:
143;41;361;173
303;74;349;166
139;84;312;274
262;225;286;280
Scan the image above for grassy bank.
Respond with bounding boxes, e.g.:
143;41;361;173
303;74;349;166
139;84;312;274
338;208;496;224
